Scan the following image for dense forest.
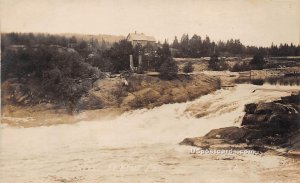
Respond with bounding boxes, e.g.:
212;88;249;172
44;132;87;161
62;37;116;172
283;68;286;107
1;33;179;78
2;32;299;82
1;32;299;111
171;34;300;58
1;33;176;111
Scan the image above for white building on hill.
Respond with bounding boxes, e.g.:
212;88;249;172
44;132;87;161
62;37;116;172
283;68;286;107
126;31;156;47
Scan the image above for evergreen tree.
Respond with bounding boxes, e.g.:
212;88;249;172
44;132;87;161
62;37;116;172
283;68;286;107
250;53;266;70
180;34;190;57
189;35;202;57
157;42;178;79
172;36;180;49
108;39;133;73
159;57;178;79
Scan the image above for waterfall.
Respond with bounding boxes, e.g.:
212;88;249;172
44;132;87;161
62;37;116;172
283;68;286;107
1;84;298;182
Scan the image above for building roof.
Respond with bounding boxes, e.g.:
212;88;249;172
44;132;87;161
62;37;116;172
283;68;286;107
127;32;156;42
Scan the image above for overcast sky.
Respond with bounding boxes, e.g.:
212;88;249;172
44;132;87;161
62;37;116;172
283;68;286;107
1;0;299;46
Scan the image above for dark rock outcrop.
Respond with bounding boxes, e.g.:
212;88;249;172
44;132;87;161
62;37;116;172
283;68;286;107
204;126;251;143
242;98;299;136
180;92;300;154
80;74;220;111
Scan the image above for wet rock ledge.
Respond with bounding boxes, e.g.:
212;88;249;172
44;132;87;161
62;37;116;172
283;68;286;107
1;74;220;127
180;93;300;155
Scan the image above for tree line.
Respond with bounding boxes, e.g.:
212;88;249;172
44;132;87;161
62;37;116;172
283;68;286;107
1;32;110;57
2;32;298;111
2;33;177;76
171;34;300;57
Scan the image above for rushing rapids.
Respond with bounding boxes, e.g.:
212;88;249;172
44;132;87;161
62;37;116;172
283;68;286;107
1;84;299;182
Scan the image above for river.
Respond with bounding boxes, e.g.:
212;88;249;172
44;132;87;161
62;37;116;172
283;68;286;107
1;84;299;182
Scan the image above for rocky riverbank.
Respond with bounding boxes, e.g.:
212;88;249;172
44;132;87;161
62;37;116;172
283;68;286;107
1;73;220;127
180;92;300;156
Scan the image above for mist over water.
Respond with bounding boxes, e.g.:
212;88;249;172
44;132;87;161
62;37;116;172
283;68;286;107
1;84;299;182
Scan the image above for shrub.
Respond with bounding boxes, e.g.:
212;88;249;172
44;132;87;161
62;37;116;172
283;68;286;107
159;57;178;80
250;53;266;70
208;54;219;70
251;79;264;85
208;54;228;71
183;62;194;73
111;82;128;104
230;62;250;72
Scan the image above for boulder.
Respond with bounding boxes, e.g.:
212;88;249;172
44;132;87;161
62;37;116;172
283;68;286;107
244;103;257;113
254;102;293;114
277;93;300;106
242;114;269;126
204;126;249;142
179;137;202;146
179;137;227;148
242;100;299;136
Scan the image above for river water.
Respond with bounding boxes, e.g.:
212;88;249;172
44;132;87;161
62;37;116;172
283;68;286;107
1;84;299;183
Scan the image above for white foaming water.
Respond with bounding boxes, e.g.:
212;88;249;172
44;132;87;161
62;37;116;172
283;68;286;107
1;84;299;182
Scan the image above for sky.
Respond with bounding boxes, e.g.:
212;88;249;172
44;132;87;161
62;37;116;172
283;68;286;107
1;0;300;46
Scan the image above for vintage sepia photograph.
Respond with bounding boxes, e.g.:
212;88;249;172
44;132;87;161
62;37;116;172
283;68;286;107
1;0;300;182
